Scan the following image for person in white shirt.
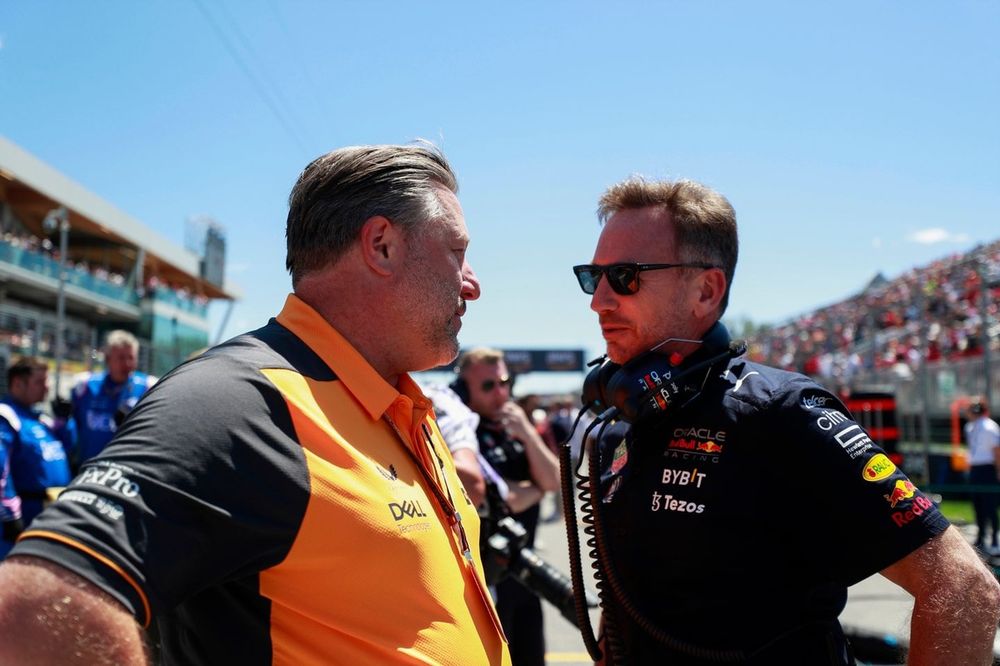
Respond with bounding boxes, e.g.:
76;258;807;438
966;398;1000;553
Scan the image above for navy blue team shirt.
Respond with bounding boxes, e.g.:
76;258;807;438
595;356;947;664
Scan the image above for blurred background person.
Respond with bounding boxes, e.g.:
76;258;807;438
966;398;1000;554
453;348;559;666
0;357;73;535
70;330;156;467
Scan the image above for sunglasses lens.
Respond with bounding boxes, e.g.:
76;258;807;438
481;377;512;392
608;265;639;294
575;267;601;294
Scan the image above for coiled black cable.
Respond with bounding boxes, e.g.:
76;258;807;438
559;410;606;662
583;418;748;663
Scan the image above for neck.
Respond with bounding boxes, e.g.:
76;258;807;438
295;277;403;388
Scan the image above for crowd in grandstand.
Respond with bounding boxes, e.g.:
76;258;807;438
1;228;209;306
748;239;1000;385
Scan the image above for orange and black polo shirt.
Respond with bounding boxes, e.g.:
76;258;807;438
14;294;510;666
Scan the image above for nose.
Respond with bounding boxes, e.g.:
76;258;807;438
461;260;481;301
590;274;617;314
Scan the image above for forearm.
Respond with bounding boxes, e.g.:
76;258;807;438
519;427;560;492
0;557;149;666
451;447;486;508
906;592;999;665
882;528;1000;666
505;479;544;513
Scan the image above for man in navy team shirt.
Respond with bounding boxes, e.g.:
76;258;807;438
71;330;156;465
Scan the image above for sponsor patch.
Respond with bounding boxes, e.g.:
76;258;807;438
883;479;916;508
862;454;896;482
834;424;874;459
892;495;933;527
76;463;141;498
611;440;629;474
376;462;398;481
388;499;428;521
663;450;721;464
650;491;705;514
801;393;831;409
661;467;706;488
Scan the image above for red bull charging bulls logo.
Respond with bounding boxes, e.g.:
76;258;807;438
883;479;915;509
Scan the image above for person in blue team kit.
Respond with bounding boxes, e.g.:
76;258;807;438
0;357;73;536
71;330;156;465
0;417;24;558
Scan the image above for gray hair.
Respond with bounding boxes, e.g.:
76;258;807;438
105;329;139;352
285;142;458;285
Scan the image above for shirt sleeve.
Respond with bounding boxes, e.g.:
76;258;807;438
11;353;311;625
766;377;948;586
426;385;481;453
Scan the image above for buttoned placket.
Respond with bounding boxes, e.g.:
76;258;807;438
382;404;473;563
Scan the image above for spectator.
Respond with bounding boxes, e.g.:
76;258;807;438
454;348;559;666
966;398;1000;554
0;357;73;530
70;330;156;466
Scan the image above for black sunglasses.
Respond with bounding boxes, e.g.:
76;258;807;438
573;262;719;295
480;376;513;392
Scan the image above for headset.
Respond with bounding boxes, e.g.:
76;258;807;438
562;321;752;663
581;321;747;424
450;372;516;407
449;376;470;405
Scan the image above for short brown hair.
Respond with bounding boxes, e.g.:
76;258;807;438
7;356;47;387
598;177;739;315
456;348;504;375
285;142;458;286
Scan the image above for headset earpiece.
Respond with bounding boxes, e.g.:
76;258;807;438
581;357;621;413
450;376;470;405
584;322;744;424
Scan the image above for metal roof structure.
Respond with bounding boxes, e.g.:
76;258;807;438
0;135;239;302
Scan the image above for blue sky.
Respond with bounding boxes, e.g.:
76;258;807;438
1;2;996;392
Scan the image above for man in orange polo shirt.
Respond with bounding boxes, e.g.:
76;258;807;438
0;144;511;666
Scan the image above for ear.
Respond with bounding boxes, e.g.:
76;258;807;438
358;216;403;277
691;267;727;319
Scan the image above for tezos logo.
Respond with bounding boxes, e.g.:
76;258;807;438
862;454;896;482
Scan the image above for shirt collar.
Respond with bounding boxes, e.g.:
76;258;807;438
274;294;431;421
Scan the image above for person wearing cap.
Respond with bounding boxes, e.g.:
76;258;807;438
966;398;1000;554
0;143;510;666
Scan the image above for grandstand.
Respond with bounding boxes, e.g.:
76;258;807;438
744;238;999;483
0;136;239;394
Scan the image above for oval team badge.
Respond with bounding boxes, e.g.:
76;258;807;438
862;453;896;482
611;440;628;475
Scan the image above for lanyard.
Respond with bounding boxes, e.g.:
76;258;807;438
382;416;473;562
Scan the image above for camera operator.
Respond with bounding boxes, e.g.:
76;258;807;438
454;348;560;666
573;176;1000;664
